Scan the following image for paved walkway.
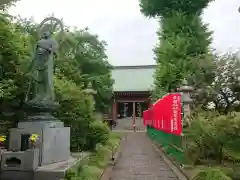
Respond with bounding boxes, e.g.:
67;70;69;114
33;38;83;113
110;132;179;180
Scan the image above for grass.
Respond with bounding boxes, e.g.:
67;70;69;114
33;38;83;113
223;148;240;164
182;148;240;179
183;165;234;179
64;132;122;180
191;168;231;180
147;130;240;179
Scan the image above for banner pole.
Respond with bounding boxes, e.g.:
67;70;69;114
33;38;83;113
181;93;185;167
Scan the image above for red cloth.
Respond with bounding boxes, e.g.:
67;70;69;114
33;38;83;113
152;93;182;135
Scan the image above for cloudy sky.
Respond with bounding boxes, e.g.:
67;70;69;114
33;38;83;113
9;0;240;66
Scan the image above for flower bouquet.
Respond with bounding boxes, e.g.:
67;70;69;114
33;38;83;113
29;134;39;149
0;135;6;149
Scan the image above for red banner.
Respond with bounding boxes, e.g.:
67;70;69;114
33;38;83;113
143;110;149;126
148;107;154;126
152;93;182;135
143;107;154;126
152;98;162;130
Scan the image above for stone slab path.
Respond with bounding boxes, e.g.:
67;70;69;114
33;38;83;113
110;132;180;180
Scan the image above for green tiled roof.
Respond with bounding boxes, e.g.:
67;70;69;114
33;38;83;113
111;65;156;92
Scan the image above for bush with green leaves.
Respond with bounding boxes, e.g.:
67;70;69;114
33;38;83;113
193;168;231;180
64;132;121;180
186;111;240;165
54;76;94;151
0;14;29;128
86;121;110;151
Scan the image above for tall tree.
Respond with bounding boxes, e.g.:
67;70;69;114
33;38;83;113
139;0;213;99
56;29;114;113
0;0;20;10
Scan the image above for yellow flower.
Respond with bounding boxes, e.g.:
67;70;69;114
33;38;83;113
0;135;6;143
29;134;39;142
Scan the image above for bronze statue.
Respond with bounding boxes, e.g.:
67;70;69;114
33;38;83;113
25;17;63;113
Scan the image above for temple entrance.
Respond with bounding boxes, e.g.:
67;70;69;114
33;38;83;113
117;101;148;119
111;91;150;131
113;101;148;131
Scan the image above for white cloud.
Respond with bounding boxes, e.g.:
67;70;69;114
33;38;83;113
8;0;240;66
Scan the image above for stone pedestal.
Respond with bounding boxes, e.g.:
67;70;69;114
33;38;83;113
0;121;72;180
5;121;70;166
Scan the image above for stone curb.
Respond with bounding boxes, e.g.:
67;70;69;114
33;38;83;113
151;142;189;180
99;133;127;180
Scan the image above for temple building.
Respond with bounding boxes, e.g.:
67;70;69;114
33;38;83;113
111;65;156;121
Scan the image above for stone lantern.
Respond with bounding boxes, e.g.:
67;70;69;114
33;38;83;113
84;82;97;95
179;79;194;166
179;79;194;124
84;82;97;107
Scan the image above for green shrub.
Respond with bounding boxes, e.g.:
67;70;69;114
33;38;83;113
64;132;121;180
77;165;102;180
185;111;240;164
85;121;110;151
54;76;95;152
193;169;231;180
64;169;76;180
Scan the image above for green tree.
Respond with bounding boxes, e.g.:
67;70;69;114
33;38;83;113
0;14;29;129
0;0;20;10
194;52;240;114
139;0;213;99
63;29;114;113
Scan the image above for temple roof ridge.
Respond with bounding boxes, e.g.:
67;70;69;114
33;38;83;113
113;64;156;70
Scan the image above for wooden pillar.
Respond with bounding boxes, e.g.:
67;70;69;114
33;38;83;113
132;102;136;131
148;98;152;108
112;98;117;120
148;98;154;126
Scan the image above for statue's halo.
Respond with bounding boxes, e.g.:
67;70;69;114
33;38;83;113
37;17;64;40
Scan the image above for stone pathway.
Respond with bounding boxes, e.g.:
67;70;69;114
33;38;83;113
110;132;180;180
